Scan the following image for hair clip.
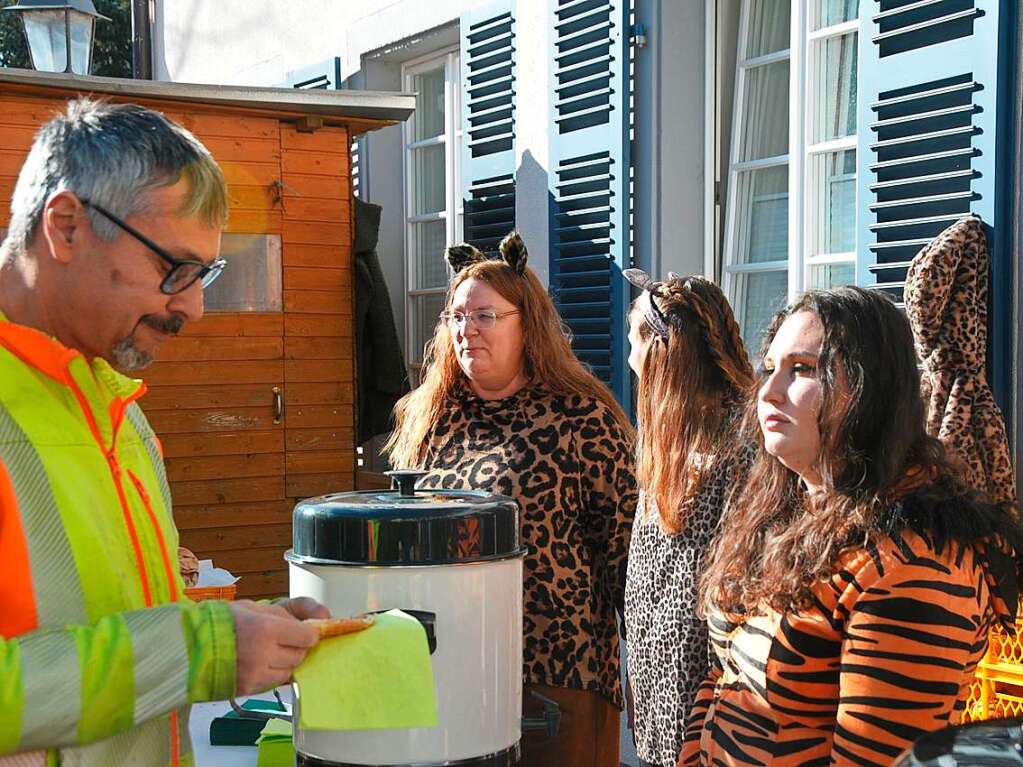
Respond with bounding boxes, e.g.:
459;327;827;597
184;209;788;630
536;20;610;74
623;268;670;339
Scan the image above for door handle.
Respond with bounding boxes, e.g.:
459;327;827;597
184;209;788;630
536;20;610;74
272;386;283;425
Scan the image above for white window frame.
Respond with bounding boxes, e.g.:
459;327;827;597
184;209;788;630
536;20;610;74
800;9;859;293
719;0;860;342
720;4;792;335
402;46;462;379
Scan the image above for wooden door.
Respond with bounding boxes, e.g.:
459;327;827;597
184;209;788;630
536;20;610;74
148;119;357;601
144;111;293;601
144;314;289;600
280;124;356;519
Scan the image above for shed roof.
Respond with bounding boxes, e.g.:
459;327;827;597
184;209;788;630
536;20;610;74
0;68;415;134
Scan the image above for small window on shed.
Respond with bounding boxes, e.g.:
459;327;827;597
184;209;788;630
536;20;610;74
204;234;283;312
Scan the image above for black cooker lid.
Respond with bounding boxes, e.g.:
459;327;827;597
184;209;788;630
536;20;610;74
287;470;523;566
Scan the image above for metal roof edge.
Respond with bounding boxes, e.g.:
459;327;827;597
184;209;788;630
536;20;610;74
0;68;416;123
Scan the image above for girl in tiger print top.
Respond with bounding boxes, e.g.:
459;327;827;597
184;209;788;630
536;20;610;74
682;287;1023;767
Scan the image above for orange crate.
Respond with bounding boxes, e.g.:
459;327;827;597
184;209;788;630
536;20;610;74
988;690;1023;719
184;584;237;602
964;602;1023;722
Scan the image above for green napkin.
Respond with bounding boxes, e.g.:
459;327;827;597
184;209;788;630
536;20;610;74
255;718;293;767
209;698;286;746
293;609;438;731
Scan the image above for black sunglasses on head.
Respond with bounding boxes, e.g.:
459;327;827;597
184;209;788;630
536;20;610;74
80;199;227;295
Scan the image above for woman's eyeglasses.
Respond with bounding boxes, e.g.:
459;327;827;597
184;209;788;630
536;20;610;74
81;199;227;296
442;309;519;330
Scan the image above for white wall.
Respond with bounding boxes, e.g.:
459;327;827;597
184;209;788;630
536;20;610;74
344;57;407;362
153;0;483;87
509;0;552;285
632;0;710;282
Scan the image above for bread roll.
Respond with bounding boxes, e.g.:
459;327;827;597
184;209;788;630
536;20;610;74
305;615;375;638
178;547;200;588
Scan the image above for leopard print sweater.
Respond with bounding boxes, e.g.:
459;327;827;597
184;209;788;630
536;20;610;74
417;385;637;707
625;419;747;767
905;215;1017;504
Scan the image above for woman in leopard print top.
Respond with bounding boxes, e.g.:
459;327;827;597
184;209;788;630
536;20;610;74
386;232;637;767
622;270;753;767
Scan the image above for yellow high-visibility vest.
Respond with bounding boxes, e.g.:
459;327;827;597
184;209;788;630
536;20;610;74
0;311;236;767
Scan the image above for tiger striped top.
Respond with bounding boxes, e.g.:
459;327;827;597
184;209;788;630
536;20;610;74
679;525;1015;767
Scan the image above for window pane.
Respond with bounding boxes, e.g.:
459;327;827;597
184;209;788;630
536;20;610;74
810;149;856;255
411;293;447;364
204;234;282;313
413;220;449;289
23;11;68;73
740;60;790;160
812;32;857;141
812;0;859;29
732;166;789;264
413;144;446;215
808;263;855;289
412;67;446;141
745;0;791;58
732;269;789;353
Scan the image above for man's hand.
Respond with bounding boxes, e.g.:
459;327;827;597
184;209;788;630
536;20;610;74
275;596;331;621
230;600;321;696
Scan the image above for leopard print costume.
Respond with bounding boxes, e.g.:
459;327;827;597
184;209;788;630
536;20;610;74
904;215;1017;504
624;410;747;767
418;385;637;707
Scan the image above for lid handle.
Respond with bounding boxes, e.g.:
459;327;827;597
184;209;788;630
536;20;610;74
385;469;428;498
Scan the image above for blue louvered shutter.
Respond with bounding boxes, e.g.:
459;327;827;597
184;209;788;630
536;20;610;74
855;0;1014;401
284;57;342;89
461;2;517;255
548;0;632;414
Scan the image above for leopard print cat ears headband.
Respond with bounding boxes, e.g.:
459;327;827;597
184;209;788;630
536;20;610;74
445;231;528;277
623;268;681;340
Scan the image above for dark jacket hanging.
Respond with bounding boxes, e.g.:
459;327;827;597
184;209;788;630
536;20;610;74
354;197;410;444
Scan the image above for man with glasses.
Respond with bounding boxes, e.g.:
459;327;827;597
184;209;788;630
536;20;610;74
0;99;327;764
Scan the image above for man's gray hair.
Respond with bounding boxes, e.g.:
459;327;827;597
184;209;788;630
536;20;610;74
7;98;228;251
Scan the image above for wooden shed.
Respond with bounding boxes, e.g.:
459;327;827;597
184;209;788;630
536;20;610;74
0;70;414;601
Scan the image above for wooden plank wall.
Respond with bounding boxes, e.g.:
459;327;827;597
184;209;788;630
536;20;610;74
159;117;356;601
0;95;60;221
279;123;356;513
147;110;294;601
0;91;356;602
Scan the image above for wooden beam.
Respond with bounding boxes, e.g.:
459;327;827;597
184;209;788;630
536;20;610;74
295;115;324;133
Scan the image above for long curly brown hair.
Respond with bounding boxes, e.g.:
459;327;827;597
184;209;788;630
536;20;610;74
700;286;1023;615
633;276;754;534
385;232;630;468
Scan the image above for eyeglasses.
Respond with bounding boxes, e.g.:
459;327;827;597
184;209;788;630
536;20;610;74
442;309;519;330
80;199;227;295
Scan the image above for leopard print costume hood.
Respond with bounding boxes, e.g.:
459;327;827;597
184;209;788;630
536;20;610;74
904;215;1017;504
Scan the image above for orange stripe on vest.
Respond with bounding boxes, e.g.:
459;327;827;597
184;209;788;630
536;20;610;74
0;458;37;637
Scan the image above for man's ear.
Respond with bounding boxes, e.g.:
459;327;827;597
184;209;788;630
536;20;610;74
42;192;83;265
